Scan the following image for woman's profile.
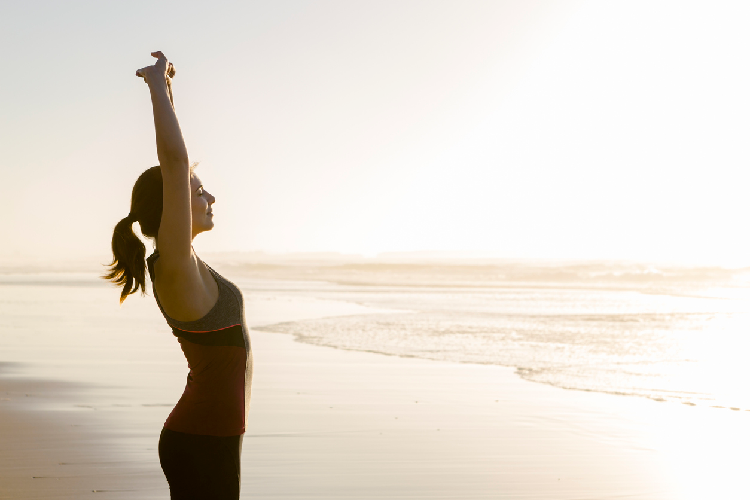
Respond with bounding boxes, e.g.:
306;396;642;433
103;51;252;499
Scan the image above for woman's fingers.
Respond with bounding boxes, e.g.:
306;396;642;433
149;51;173;77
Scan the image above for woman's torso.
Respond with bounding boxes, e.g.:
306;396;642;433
147;251;252;436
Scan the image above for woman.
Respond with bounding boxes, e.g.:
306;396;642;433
104;51;252;499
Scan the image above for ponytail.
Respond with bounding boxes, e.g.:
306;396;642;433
103;165;163;302
104;214;147;303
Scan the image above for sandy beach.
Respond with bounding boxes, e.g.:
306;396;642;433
2;274;750;499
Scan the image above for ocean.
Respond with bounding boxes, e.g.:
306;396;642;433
243;260;750;411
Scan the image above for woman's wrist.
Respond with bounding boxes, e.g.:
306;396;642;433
147;77;170;93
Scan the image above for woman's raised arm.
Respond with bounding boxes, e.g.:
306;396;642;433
136;51;192;270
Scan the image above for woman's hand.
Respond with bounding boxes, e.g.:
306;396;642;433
136;51;176;105
136;51;175;83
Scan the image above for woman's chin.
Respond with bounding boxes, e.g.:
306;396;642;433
194;222;215;236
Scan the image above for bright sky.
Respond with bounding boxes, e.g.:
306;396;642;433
2;1;750;265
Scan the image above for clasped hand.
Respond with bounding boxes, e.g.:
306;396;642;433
136;51;176;104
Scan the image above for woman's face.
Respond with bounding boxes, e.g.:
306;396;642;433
190;174;216;238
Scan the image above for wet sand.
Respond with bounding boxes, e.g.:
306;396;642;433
1;278;750;499
0;369;164;498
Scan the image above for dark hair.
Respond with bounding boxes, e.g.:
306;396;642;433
103;166;163;302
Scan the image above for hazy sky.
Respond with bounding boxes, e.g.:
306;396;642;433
3;1;750;265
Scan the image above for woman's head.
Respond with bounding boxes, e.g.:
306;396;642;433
103;165;215;302
129;165;216;239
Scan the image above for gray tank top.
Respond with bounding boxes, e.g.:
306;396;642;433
147;251;252;436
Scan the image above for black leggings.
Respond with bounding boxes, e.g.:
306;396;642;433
159;428;243;500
